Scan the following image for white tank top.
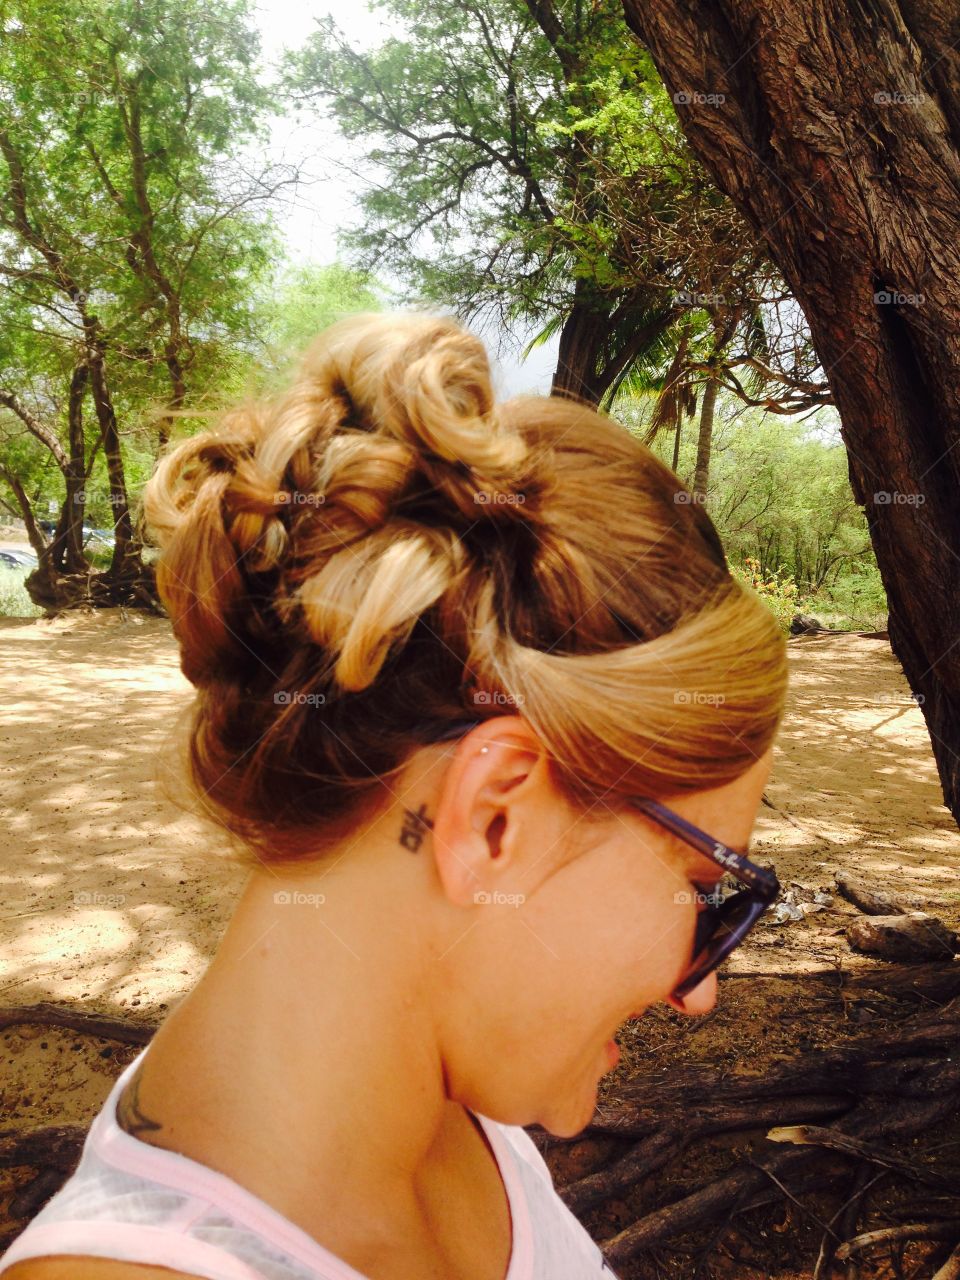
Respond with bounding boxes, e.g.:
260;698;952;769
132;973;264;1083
0;1046;621;1279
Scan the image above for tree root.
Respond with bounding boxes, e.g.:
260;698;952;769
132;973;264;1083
0;1002;156;1043
527;974;960;1273
835;1220;960;1261
1;970;959;1275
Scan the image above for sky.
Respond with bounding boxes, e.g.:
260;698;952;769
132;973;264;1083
246;0;560;396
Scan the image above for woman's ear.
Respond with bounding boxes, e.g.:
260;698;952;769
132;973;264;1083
429;718;544;908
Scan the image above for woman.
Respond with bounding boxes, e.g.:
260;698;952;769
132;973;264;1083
1;311;787;1280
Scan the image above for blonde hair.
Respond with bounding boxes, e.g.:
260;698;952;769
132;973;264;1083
143;310;788;866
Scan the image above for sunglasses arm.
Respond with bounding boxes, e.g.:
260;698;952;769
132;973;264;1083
631;798;780;901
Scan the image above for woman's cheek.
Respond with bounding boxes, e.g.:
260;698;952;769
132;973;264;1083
628;900;696;1005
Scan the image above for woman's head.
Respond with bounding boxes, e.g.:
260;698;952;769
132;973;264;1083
402;716;775;1137
142;310;788;1134
143;309;787;866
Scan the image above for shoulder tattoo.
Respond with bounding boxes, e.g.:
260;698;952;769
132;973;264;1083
116;1062;163;1138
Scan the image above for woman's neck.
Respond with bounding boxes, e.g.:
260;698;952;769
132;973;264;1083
128;855;472;1248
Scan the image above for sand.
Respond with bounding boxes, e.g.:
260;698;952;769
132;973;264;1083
1;612;958;1256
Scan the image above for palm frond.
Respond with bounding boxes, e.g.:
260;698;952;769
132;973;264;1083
642;326;691;446
521;313;566;359
740;303;772;398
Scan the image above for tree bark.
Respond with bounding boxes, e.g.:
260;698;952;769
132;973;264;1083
692;369;718;499
59;361;88;575
835;869;923;915
86;344;135;580
620;0;960;822
551;278;681;405
551;287;609;403
846;912;959;960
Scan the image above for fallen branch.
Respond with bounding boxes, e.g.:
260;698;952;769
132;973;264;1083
847;913;959;962
9;1168;68;1220
812;1164;882;1280
573;996;960;1140
0;1002;156;1044
835;1219;960;1260
821;963;960;1005
599;1144;852;1261
562;1095;849;1215
933;1242;960;1280
0;1124;87;1173
835;870;921;915
766;1123;957;1190
599;1089;960;1266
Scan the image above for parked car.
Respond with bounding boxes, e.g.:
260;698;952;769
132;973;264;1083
82;525;116;548
0;548;38;568
0;551;26;570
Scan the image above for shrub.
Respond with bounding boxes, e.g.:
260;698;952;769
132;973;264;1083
731;557;799;633
0;566;43;618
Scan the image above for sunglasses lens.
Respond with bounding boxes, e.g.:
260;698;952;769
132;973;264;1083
673;892;768;998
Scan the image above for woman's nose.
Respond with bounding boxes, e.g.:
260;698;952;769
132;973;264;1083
665;969;718;1016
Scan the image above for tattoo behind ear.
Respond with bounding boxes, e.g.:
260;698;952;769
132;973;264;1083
399;802;434;852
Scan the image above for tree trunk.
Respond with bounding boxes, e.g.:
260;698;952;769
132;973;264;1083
86;346;135;579
159;347;186;450
692;370;718;500
551;285;610;404
60;361;88;574
551;279;680;405
0;465;45;559
22;345;161;614
621;0;960;822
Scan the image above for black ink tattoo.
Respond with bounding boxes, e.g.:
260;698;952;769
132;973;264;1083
399;803;434;852
116;1063;163;1138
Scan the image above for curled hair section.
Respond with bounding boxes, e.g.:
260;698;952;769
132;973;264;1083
142;311;788;866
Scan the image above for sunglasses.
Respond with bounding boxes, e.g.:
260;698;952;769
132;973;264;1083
426;719;780;1001
627;797;779;998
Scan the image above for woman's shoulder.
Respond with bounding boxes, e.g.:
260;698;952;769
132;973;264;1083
4;1259;207;1280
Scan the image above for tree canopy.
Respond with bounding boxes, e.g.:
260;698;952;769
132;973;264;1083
284;0;824;409
0;0;293;603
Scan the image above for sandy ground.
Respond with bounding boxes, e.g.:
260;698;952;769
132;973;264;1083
1;612;959;1271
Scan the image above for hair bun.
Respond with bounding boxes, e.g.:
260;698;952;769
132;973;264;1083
299;311;528;479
